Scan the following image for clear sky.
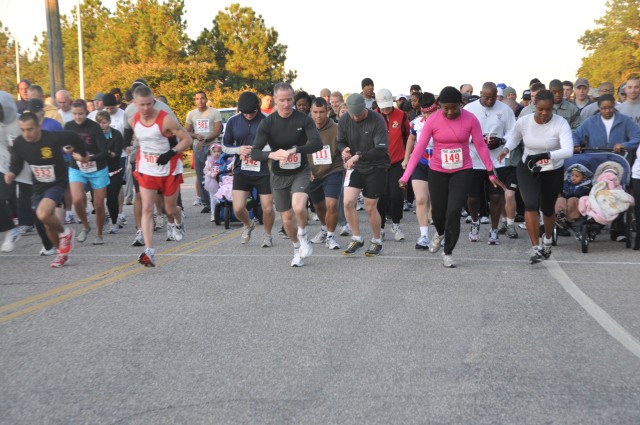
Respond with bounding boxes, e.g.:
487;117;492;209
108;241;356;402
2;0;608;98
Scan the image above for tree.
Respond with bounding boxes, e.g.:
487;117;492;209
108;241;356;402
0;23;33;95
191;3;297;93
577;0;640;87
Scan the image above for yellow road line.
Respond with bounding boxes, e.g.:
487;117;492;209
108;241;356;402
0;229;241;323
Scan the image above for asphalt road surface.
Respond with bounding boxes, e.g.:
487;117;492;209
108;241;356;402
1;176;639;424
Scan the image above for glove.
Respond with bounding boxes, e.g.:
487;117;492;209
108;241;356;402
156;149;178;165
525;152;550;175
485;135;504;150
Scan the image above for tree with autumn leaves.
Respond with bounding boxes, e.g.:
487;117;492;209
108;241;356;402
0;1;294;121
577;0;639;87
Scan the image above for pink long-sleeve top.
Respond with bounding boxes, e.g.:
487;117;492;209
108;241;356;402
400;109;494;182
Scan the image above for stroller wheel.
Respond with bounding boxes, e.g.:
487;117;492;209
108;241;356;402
214;204;221;226
581;224;589;253
625;210;633;249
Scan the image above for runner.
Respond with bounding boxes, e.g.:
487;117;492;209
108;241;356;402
4;112;87;267
130;85;192;267
402;92;438;249
306;97;344;250
337;93;390;257
498;90;574;263
464;82;516;245
221;91;275;247
400;86;504;268
251;82;323;267
64;99;109;245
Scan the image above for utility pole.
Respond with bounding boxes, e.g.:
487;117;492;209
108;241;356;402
14;38;20;101
45;0;65;95
77;0;85;99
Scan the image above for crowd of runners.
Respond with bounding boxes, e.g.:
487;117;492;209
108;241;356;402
1;75;639;268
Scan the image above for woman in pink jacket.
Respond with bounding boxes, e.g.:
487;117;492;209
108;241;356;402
400;86;503;268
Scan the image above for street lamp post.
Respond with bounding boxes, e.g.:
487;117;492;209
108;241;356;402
77;0;85;99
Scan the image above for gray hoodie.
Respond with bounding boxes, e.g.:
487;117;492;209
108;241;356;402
0;91;31;184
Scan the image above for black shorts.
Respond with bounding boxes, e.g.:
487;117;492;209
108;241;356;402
309;171;343;203
347;168;387;199
411;162;430;182
497;166;517;191
232;173;271;195
469;169;507;197
516;162;563;216
31;184;66;211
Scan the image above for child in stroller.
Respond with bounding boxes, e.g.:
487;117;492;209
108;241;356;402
203;144;231;222
555;163;593;235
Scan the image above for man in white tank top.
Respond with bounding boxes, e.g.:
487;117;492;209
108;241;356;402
129;85;192;267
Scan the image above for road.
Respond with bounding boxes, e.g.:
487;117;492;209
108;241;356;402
1;176;640;424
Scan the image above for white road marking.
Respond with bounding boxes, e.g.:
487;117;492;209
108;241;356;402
544;255;640;359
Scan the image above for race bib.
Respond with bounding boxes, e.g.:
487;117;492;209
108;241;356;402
142;151;160;166
241;158;261;172
280;153;301;170
30;165;55;183
441;148;463;170
536;158;554;172
195;119;210;134
344;169;353;187
77;160;97;173
312;145;332;165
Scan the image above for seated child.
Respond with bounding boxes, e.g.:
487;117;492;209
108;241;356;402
555;163;593;228
203;144;228;221
578;161;635;225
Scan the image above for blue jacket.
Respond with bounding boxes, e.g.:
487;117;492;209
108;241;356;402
572;111;640;151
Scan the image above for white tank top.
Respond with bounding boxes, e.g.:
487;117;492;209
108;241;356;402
134;109;183;176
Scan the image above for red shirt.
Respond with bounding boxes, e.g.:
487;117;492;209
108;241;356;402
378;107;409;164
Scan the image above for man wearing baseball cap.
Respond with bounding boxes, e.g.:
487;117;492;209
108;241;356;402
337;93;390;256
571;78;592;111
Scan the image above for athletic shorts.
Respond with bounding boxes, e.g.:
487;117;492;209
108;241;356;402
233;173;272;195
469;169;506;197
271;171;310;212
31;184;66;211
346;168;387;199
68;167;110;190
135;171;183;196
497;166;518;191
308;171;343;204
411;162;429;182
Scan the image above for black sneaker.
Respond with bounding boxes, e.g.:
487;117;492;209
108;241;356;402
365;242;383;256
200;205;211;214
342;239;364;255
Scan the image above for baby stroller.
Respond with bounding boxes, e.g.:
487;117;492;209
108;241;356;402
212;167;263;229
553;149;634;253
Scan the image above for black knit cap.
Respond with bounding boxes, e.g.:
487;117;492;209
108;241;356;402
237;92;260;113
438;86;462;104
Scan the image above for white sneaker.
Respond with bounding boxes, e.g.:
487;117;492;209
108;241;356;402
1;228;21;252
39;246;57;256
488;228;500;245
173;223;185;242
193;197;202;206
166;224;176;241
65;211;75;224
132;229;145;246
261;235;273;248
310;212;319;222
310;229;327;244
326;236;341;250
415;234;430;250
298;233;313;258
117;214;127;227
429;233;443;253
291;248;304;267
392;223;405;241
241;222;255;244
339;224;351;236
480;216;490;224
468;222;480;242
154;214;166;230
108;224;120;234
442;253;455;268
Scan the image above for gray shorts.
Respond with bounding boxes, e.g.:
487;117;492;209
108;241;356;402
271;170;310;212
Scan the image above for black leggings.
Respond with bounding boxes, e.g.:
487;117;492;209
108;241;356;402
377;162;404;227
428;168;473;255
516;163;563;217
107;172;123;225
